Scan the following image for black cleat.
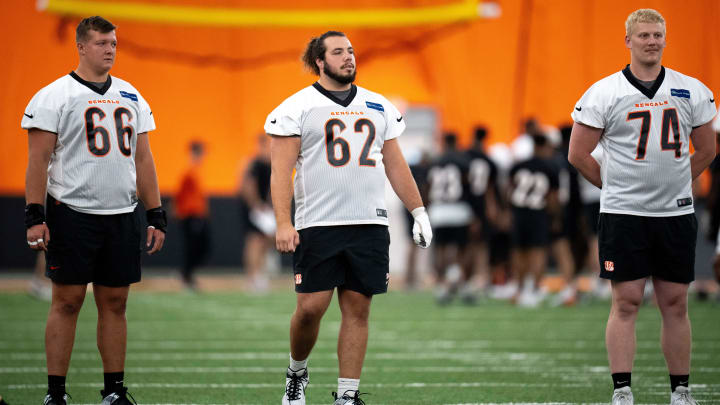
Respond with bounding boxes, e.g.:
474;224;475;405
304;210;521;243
42;392;69;405
100;387;136;405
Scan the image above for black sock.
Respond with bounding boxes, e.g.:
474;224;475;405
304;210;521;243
611;372;631;389
103;371;124;394
670;374;689;392
48;375;66;395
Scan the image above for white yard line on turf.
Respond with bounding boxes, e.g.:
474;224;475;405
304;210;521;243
6;382;719;390
4;351;715;361
2;365;720;374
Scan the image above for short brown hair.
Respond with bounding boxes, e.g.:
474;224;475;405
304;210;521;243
302;31;346;75
76;16;116;43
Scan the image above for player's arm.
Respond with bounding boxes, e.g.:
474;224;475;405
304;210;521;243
689;121;716;180
568;122;602;188
25;129;57;251
270;134;301;252
382;138;432;247
135;132;166;254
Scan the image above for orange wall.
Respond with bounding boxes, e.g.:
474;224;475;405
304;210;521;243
1;0;718;195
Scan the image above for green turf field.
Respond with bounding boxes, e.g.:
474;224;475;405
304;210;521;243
1;290;718;405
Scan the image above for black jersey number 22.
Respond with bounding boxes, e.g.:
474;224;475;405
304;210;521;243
85;107;134;157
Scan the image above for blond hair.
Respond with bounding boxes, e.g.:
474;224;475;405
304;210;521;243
625;9;665;36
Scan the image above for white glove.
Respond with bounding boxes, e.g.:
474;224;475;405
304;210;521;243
411;207;432;248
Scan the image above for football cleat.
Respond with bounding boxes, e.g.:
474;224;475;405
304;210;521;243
332;390;366;405
100;387;136;405
43;392;69;405
670;386;698;405
612;386;634;405
282;367;309;405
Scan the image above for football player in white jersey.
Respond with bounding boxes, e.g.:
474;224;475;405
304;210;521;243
568;9;715;405
22;16;165;405
267;31;432;405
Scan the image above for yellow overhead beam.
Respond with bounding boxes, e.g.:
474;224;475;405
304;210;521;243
40;0;484;28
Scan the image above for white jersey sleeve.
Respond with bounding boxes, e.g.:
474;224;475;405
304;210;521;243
21;81;64;132
689;79;716;127
571;81;611;129
136;92;156;134
382;96;406;140
264;92;303;136
714;107;720;133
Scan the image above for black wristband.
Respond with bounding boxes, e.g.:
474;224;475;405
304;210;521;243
25;204;45;229
146;207;167;233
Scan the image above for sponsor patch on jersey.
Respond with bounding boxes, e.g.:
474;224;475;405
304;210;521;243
604;261;614;272
670;88;690;99
677;197;693;207
376;208;387;218
366;101;384;112
295;274;302;285
119;91;138;102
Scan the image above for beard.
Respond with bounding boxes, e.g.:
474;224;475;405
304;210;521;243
323;63;356;85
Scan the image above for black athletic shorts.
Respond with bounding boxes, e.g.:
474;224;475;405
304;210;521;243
511;208;550;248
433;225;470;247
293;225;390;296
598;213;697;283
45;195;142;286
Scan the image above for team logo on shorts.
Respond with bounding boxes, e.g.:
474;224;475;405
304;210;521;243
604;261;615;272
295;274;302;285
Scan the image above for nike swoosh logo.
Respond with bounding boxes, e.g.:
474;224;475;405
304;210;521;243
575;107;582;111
396;116;403;122
271;119;277;124
616;381;628;385
711;99;715;103
24;113;34;119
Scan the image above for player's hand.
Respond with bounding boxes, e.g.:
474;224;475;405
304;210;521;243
146;226;166;254
26;223;50;251
275;222;300;253
411;207;432;248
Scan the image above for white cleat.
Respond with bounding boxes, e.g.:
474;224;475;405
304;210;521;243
671;386;698;405
282;368;308;405
612;386;634;405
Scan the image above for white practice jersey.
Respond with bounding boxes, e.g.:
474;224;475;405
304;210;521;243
22;72;155;214
264;83;405;230
714;106;720;133
572;66;716;216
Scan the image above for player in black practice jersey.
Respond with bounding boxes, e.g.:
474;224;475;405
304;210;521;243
239;134;274;293
464;127;499;296
427;133;473;304
508;133;560;307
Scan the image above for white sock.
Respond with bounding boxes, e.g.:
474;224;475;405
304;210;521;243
289;354;307;373
337;378;359;397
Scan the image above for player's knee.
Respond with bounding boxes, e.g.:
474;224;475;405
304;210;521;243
294;305;325;325
53;299;84;317
658;294;688;318
613;298;641;319
100;295;128;317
